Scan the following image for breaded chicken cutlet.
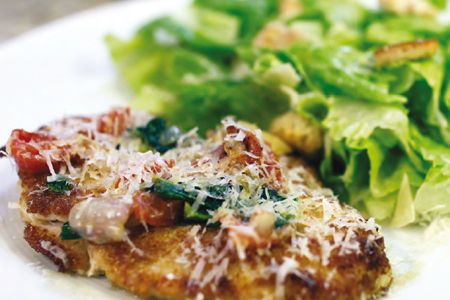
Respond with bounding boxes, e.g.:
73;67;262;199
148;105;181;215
5;108;392;299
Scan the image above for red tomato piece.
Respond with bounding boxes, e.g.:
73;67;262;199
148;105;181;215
8;129;63;174
132;191;184;227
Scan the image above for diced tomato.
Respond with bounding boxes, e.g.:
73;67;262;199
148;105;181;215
132;191;183;227
8;129;64;174
97;107;131;136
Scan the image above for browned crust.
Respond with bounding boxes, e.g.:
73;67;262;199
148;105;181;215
89;227;192;299
88;227;391;300
374;39;439;66
20;172;83;221
23;223;90;274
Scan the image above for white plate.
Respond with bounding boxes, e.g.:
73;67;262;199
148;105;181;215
0;0;450;299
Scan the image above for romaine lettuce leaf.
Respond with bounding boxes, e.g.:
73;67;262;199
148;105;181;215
390;174;416;227
133;79;290;134
415;165;450;219
194;0;278;40
366;15;447;45
409;124;450;166
429;0;447;9
365;174;416;226
290;46;406;103
184;7;240;46
321;97;428;221
407;49;449;144
366;138;424;198
114;13;240;67
297;0;369;28
105;37;223;92
253;54;301;87
324;98;409;149
364;192;397;222
294;92;329;122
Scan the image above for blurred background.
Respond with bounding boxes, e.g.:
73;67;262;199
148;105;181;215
0;0;121;42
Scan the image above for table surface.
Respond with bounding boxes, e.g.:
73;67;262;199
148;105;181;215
0;0;121;42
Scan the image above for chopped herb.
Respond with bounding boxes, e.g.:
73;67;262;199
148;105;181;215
150;178;229;220
150;177;293;228
204;184;231;211
205;221;221;228
262;187;286;202
274;215;293;228
184;203;210;221
47;175;73;193
135;117;182;153
207;184;231;198
60;222;81;240
150;177;194;200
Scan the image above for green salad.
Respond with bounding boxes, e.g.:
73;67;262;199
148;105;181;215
106;0;450;227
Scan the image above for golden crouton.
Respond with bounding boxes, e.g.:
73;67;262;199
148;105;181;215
253;22;305;49
279;0;303;19
270;112;323;155
374;39;439;66
380;0;437;17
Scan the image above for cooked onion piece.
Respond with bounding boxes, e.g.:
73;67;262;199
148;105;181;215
69;197;131;244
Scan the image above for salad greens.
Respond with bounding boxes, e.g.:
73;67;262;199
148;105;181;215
107;0;450;226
